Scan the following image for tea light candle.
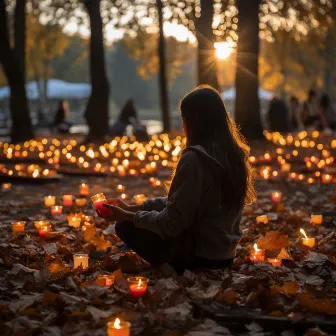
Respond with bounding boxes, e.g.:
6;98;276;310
322;174;332;184
82;222;94;231
107;318;131;336
12;221;25;233
63;195;73;207
249;244;265;262
91;193;112;216
271;191;282;203
256;215;268;224
116;184;125;193
68;215;82;228
39;224;51;238
75;198;87;207
281;163;291;173
127;276;149;299
133;194;147;205
79;183;89;197
2;183;11;191
51;206;63;216
44;195;56;207
310;214;323;225
96;274;115;287
268;258;282;267
300;228;315;248
34;220;49;230
73;253;89;269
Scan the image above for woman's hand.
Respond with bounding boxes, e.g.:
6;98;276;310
97;203;135;222
106;198;130;211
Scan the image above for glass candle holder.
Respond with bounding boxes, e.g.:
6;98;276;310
127;276;149;299
44;195;56;207
75;198;87;208
79;183;89;197
34;220;49;230
39;224;51;238
302;237;316;248
96;274;115;287
268;258;282;267
133;194;147;205
12;221;25;233
249;244;265;262
271;191;282;203
68;215;82;228
2;183;11;191
107;318;131;336
91;193;112;216
310;214;323;225
51;205;63;216
63;195;73;207
256;215;268;224
73;253;89;269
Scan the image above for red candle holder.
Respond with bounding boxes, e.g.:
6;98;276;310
91;193;112;216
127;276;149;299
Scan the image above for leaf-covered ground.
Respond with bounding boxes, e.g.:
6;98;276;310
0;132;335;336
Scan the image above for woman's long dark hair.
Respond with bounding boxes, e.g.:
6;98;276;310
179;85;256;208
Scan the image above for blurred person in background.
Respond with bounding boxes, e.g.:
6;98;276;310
52;100;72;134
302;89;319;128
288;95;303;131
266;97;290;133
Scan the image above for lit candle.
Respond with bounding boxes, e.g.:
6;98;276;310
127;277;149;299
271;191;282;203
44;195;56;207
73;253;89;269
268;258;282;267
12;221;25;233
149;177;162;188
96;274;115;287
34;220;49;230
51;205;63;216
63;195;73;207
310;214;323;225
281;163;291;173
116;184;126;193
133;194;147;205
300;228;315;248
107;318;131;336
2;183;11;191
68;215;82;228
256;215;268;224
91;193;112;216
322;174;332;184
79;183;89;197
39;224;51;238
249;244;265;262
75;198;87;207
120;193;128;200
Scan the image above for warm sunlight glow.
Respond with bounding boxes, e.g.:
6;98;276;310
300;228;308;239
214;41;234;60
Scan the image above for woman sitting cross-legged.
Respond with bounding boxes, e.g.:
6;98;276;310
97;85;256;273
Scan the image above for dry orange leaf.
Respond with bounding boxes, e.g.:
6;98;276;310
257;231;288;251
298;293;336;315
282;281;300;295
277;248;294;261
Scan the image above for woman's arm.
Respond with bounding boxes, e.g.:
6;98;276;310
133;152;203;239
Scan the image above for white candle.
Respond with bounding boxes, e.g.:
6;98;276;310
73;253;89;269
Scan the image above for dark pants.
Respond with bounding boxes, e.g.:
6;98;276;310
115;220;233;272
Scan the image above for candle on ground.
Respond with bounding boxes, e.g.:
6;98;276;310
68;215;82;228
51;206;63;216
79;183;89;197
322;174;332;184
271;191;282;203
249;244;265;262
310;214;323;225
128;277;149;299
63;195;73;207
116;184;125;193
75;198;87;207
73;253;89;269
39;224;51;238
107;318;131;336
12;221;25;233
96;275;115;287
91;193;112;216
281;163;291;173
268;258;282;267
300;228;315;248
2;183;11;191
44;195;56;207
34;220;49;230
133;194;147;205
256;215;268;224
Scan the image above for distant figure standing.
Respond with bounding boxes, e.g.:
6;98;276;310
52;100;71;133
266;97;290;133
288;96;303;131
318;94;336;132
302;89;318;127
111;99;137;136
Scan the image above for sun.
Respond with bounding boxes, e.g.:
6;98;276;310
214;42;234;60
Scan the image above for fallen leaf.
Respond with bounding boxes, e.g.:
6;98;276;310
257;231;288;251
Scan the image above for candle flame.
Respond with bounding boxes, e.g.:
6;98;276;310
137;278;142;287
32;169;39;178
300;228;308;239
253;243;259;252
114;318;121;329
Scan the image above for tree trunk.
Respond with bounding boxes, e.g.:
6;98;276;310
195;0;219;90
235;0;264;140
157;0;170;133
84;0;109;142
14;0;26;82
0;0;34;143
